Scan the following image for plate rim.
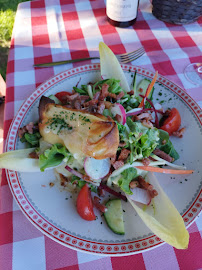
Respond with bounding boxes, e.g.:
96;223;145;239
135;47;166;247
5;63;202;255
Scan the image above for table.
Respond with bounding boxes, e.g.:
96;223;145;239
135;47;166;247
1;0;202;269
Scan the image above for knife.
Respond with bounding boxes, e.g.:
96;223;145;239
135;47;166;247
33;57;100;68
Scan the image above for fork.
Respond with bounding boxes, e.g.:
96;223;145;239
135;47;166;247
33;47;145;67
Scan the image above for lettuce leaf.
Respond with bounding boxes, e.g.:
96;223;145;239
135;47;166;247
73;85;88;95
127;172;189;249
118;167;137;194
39;143;71;172
93;78;125;95
20;131;41;147
127;118;159;161
158;129;179;160
73;178;97;193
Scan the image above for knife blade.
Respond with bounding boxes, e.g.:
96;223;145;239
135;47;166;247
33;57;100;68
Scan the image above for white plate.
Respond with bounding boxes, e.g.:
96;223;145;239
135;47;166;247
5;64;202;256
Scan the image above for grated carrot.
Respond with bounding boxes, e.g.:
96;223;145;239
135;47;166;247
135;166;193;175
138;71;158;108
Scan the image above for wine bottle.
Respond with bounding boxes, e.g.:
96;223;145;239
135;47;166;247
106;0;139;28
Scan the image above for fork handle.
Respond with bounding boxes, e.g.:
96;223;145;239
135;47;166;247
33;57;100;68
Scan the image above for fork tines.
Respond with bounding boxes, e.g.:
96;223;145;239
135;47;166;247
116;47;145;63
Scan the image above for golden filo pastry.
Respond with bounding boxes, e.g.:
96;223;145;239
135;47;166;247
38;96;119;161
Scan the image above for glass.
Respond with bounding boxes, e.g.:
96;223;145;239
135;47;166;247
184;63;202;86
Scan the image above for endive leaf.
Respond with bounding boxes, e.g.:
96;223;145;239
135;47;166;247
126;172;189;249
0;148;41;172
99;42;130;92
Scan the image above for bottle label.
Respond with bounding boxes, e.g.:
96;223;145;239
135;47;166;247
107;0;138;22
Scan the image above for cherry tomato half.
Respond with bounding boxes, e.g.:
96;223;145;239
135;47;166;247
76;184;96;221
160;108;181;135
55;91;71;102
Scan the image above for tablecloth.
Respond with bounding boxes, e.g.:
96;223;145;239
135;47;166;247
1;0;202;269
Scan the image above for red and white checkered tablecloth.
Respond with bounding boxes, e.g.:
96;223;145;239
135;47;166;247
1;0;202;269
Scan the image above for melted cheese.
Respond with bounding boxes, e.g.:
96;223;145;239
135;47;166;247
39;104;119;160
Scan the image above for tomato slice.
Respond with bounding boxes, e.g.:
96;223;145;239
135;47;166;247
76;184;96;221
160;108;181;135
55;91;71;102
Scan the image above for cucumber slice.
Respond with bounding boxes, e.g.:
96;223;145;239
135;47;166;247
136;79;154;103
104;199;125;235
48;95;62;104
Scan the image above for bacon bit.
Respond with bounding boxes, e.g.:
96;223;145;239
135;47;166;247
110;155;116;164
83;174;92;182
115;114;122;123
107;115;113;121
80;95;89;101
60;82;124;114
83;99;98;107
98;186;106;197
139;87;144;93
119;141;126;147
135;176;153;191
148;189;158;198
116;91;125;100
173;127;186;138
118;148;130;161
108;92;117;99
139;95;160;128
134;176;158;198
104;101;112;109
86;105;97;113
153;148;174;163
74;100;81;110
112;160;124;170
18;122;38;138
93;91;100;100
29;151;39;159
66;93;79;101
49;182;55;187
129;180;140;189
134;112;153;121
59;174;69;186
93;196;108;213
131;115;136;122
97;102;105;114
18;126;27;138
26;122;34;134
128;90;134;95
142;158;150;166
100;83;109;100
141;119;154;128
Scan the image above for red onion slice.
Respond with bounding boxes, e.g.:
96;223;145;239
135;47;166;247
111;103;126;125
65;165;84;178
99;182;127;202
